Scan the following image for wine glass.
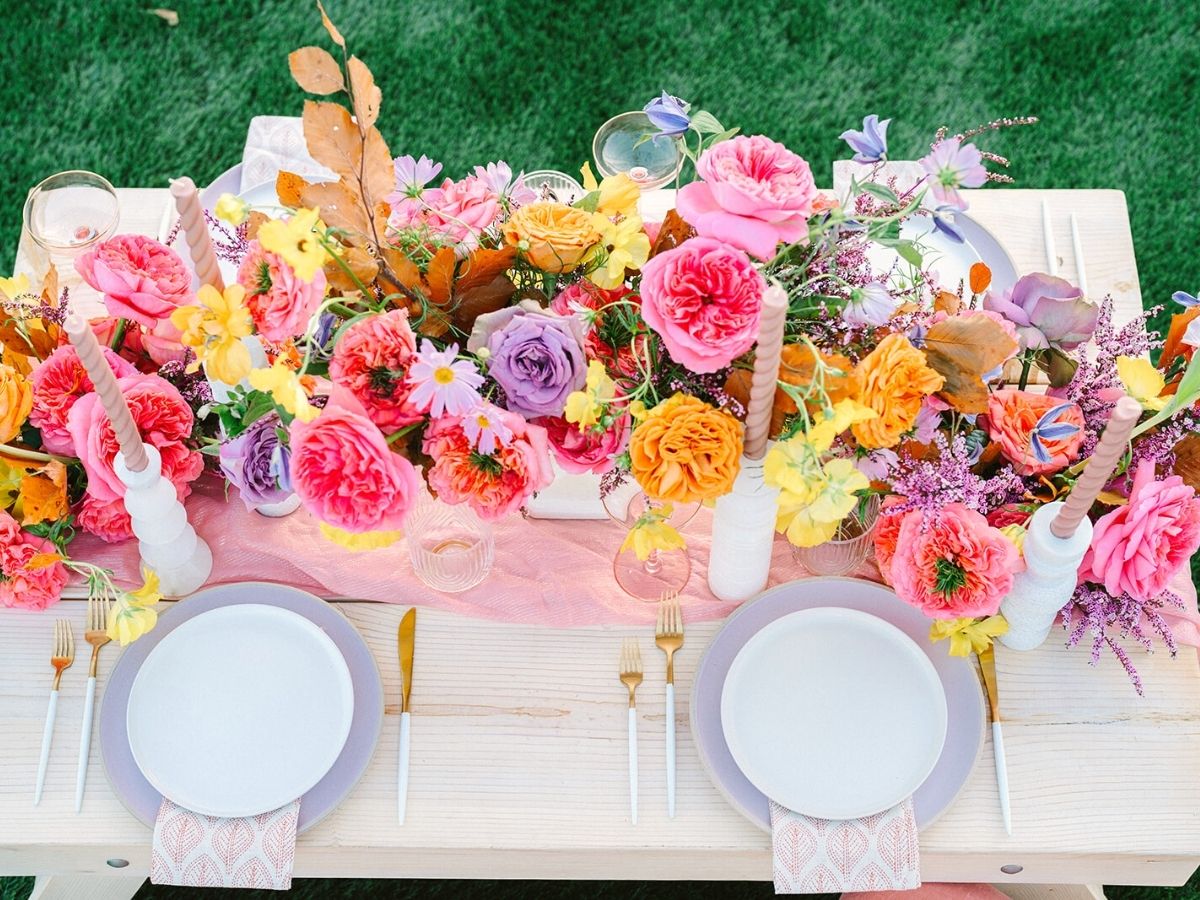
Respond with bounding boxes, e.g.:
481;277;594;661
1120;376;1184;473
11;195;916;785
791;494;882;576
406;492;494;593
592;111;684;190
22;171;119;278
604;480;698;602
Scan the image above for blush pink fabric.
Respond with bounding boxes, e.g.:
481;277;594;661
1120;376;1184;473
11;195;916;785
846;884;1007;899
69;475;1200;630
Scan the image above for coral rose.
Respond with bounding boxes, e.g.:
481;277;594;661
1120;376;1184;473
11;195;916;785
289;387;421;533
0;509;68;610
329;309;423;431
75;495;134;543
889;503;1020;619
629;394;742;502
0;363;33;444
236;240;327;343
984;389;1085;476
872;497;907;583
639;237;765;374
850;334;945;449
67;373;204;503
551;283;644;377
535;413;630;475
676;134;817;260
75;234;193;327
422;407;553;520
1080;459;1200;602
30;345;136;455
502;202;599;273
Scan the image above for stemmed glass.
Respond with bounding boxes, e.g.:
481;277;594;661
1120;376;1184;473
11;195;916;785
604;481;699;601
22;171;120;279
592;111;684;190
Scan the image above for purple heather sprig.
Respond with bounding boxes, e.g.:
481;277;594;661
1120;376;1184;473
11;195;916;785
885;431;1025;518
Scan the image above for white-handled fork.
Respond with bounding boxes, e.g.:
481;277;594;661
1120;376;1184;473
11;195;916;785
75;593;110;812
618;639;643;825
655;592;684;818
35;619;74;805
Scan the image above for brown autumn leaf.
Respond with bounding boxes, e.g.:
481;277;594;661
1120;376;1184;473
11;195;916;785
360;126;394;209
379;247;423;294
455;246;517;294
969;262;991;295
40;266;59;307
276;171;312;209
324;244;379;292
316;0;345;47
453;275;517;333
300;180;371;236
723;343;853;437
1172;433;1200;493
923;315;1017;413
288;46;345;95
415;306;451;339
649;209;696;258
302;100;362;184
424;247;456;306
0;321;56;361
245;210;269;241
347;56;381;130
20;460;68;526
934;290;961;315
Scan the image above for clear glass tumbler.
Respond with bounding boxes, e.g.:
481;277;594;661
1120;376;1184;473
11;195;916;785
791;494;882;577
22;171;120;276
406;493;495;593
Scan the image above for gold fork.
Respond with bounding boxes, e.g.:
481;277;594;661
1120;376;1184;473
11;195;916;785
76;595;111;812
619;638;643;825
35;620;74;804
655;591;684;818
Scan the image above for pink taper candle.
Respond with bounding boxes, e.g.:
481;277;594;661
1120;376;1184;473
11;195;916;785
1050;395;1142;539
63;314;148;473
169;176;225;291
742;285;789;460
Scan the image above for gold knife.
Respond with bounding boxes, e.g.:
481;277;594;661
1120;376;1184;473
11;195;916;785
978;645;1011;835
397;607;416;824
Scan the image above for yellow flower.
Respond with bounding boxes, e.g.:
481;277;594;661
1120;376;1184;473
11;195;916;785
806;458;870;524
564;360;616;431
502;202;599;273
0;363;33;443
776;489;841;547
107;569;163;646
805;399;878;453
586;214;651;289
929;615;1009;657
998;523;1027;555
620;504;686;561
214;193;251;226
258;207;328;281
1116;356;1168;412
319;522;402;550
170;284;254;385
628;399;649;422
764;438;825;502
0;273;32;301
580;163;641;219
773;459;870;548
248;360;319;422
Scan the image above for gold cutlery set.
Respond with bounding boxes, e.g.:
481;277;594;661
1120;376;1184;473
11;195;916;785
618;591;684;824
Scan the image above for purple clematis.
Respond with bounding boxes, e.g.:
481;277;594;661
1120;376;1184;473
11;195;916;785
840;114;890;164
644;92;691;137
918;138;987;210
842;282;895;326
1173;290;1199;308
1028;404;1081;465
983;272;1099;351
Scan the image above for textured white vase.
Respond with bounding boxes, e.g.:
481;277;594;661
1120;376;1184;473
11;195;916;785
707;453;779;603
998;501;1091;650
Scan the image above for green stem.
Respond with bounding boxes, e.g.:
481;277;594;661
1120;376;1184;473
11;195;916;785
0;443;73;465
109;318;129;352
1018;352;1033;391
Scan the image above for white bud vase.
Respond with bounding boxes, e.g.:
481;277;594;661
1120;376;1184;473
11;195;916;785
115;445;213;597
707;453;779;603
998;501;1091;650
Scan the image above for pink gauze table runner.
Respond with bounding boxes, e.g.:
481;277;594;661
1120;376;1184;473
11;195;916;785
70;475;1200;633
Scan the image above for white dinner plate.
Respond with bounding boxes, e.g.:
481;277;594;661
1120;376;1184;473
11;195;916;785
868;211;1018;296
720;606;947;820
126;603;355;818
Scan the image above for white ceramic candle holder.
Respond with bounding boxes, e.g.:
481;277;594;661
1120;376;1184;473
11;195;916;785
707;453;779;603
114;445;213;597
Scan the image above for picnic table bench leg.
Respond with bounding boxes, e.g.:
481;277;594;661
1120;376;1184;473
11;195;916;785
28;874;145;900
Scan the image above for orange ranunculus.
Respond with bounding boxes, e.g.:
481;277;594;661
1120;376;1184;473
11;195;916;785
0;364;33;443
723;343;854;438
629;394;743;503
502;202;600;273
850;334;945;449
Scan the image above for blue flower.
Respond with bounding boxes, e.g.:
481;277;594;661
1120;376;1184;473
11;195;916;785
643;92;691;137
839;114;890;164
1028;403;1081;465
1172;290;1198;308
842;282;895;327
930;205;966;244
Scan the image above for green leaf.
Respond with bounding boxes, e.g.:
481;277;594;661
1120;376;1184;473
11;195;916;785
702;127;740;150
1133;350;1200;437
859;182;900;206
892;240;923;268
573;190;601;213
688;110;724;134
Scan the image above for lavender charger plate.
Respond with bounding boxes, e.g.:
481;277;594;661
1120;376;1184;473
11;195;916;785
691;577;985;832
100;582;383;833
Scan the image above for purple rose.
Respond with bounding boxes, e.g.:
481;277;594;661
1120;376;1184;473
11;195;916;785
468;300;587;419
983;272;1099;351
219;415;293;508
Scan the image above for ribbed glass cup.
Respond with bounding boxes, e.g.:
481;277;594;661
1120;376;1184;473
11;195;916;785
406;494;494;593
791;495;882;577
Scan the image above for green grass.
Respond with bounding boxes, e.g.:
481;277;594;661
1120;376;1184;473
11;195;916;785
3;0;1199;896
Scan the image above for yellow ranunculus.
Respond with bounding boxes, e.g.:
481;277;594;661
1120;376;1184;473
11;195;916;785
258;207;328;282
502;202;600;273
248;360;319;422
998;523;1027;555
1116;355;1168;412
215;192;251;226
629;394;743;502
0;273;32;301
319;522;402;550
585;214;651;289
620;504;686;561
564;360;616;431
170;283;254;385
107;569;163;646
580;163;641;219
929;615;1009;657
0;363;33;443
775;489;841;547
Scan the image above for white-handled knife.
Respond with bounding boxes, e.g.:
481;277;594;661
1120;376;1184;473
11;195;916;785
397;607;416;825
979;645;1011;835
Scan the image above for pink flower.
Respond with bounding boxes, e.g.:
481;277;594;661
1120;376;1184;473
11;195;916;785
387;174;500;246
237;241;327;343
888;503;1020;619
407;340;485;418
67;373;204;503
639;237;765;373
75;495;134;543
872;497;906;583
74;234;194;327
676;135;817;259
533;413;630;475
462;403;514;455
329;310;424;430
0;510;68;610
422;409;552;520
984;389;1085;476
1080;459;1200;602
551;283;644;376
289;387;422;534
30;345;136;455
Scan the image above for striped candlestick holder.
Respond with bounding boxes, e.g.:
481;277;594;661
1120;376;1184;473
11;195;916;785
170;176;224;291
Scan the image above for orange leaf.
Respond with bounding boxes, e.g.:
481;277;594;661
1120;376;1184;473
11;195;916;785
934;290;961;315
288;46;345;95
19;460;68;526
347;56;381;130
455;246;517;294
40;266;59;307
276;171;312;209
1172;433;1200;493
300;180;371;236
302;100;362;184
360;126;394;210
316;0;345;47
649;209;696;258
1161;307;1199;376
424;247;456;306
324;243;379;291
380;247;423;293
0;321;56;361
245;210;269;241
923;315;1017;413
723;343;853;437
969;262;992;295
452;275;517;333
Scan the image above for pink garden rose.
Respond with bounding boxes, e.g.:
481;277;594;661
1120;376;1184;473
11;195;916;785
387;174;500;246
30;344;136;455
75;234;194;327
422;408;552;520
984;389;1085;476
75;495;134;543
534;413;630;475
0;510;68;610
638;237;765;373
551;283;645;377
889;503;1021;619
329;309;423;430
1080;459;1200;602
676;135;817;260
67;373;204;503
289;387;421;534
237;240;327;343
871;497;907;583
